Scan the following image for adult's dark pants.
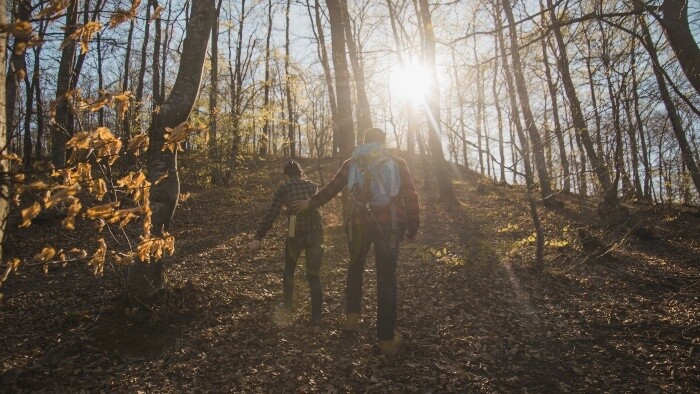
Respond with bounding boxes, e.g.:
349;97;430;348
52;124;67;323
283;233;324;320
346;223;400;340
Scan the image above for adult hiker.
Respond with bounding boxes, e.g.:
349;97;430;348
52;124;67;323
249;161;325;323
293;128;420;356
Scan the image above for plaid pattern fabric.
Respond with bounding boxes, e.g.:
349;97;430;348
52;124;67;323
308;156;420;236
255;177;322;240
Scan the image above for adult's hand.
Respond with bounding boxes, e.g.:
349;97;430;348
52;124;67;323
291;197;310;211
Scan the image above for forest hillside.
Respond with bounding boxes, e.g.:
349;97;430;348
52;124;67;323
1;156;698;392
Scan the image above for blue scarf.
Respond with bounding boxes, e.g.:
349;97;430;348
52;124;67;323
352;142;385;161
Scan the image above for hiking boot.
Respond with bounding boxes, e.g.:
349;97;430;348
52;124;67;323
342;313;360;331
378;332;403;357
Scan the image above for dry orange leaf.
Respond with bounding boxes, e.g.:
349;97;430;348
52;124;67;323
0;20;33;39
20;202;41;228
151;5;165;21
62;198;82;230
127;134;149;155
109;0;141;28
34;246;56;262
88;238;107;276
85;201;120;219
37;0;72;19
44;183;81;209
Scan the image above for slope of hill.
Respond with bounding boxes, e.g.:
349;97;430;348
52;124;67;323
1;157;698;391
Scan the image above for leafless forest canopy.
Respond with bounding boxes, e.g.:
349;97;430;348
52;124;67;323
2;0;699;203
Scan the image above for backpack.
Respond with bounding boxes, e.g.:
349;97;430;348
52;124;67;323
348;146;401;207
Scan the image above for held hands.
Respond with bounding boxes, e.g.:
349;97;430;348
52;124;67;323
249;239;261;250
291;197;311;212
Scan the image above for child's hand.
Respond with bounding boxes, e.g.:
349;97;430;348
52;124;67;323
292;198;310;211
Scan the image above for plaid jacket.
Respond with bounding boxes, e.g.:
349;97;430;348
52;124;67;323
255;177;323;240
308;155;420;237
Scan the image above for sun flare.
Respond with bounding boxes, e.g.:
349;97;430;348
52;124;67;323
392;63;431;104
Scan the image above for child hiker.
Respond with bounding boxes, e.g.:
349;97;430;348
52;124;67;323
249;161;325;323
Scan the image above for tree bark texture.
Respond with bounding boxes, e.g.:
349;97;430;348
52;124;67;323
51;1;79;168
546;0;617;208
497;0;544;267
501;0;554;205
341;0;372;143
209;0;223;181
261;0;275;156
309;0;338;157
32;44;44;160
285;0;295;158
639;15;700;195
659;0;700;96
417;0;458;205
541;27;570;193
5;1;31;154
127;0;215;303
325;0;355;159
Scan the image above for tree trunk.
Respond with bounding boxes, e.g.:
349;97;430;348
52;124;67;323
341;0;372;143
122;19;135;149
97;33;105;125
546;0;617;210
583;31;605;166
32;44;44;160
285;0;295;158
135;3;152;120
127;0;215;303
491;35;505;182
541;26;570;193
325;0;355;159
308;0;337;157
0;0;8;267
117;19;136;166
67;0;103;137
152;0;163;108
51;0;79;168
659;0;700;96
639;15;700;195
417;0;458;205
160;2;172;103
229;0;247;168
5;0;31;155
474;60;484;175
386;0;415;157
630;27;653;199
501;0;554;206
496;0;544;268
622;78;644;199
573;115;588;197
209;0;223;182
451;48;470;172
495;0;525;182
480;67;492;178
260;0;275;156
22;73;33;168
597;23;625;197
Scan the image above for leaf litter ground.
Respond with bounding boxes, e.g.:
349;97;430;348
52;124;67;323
1;157;699;392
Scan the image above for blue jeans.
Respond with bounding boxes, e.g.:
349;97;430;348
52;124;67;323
284;233;324;320
346;224;400;340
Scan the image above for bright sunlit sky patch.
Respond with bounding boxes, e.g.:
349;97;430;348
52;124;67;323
390;62;432;105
